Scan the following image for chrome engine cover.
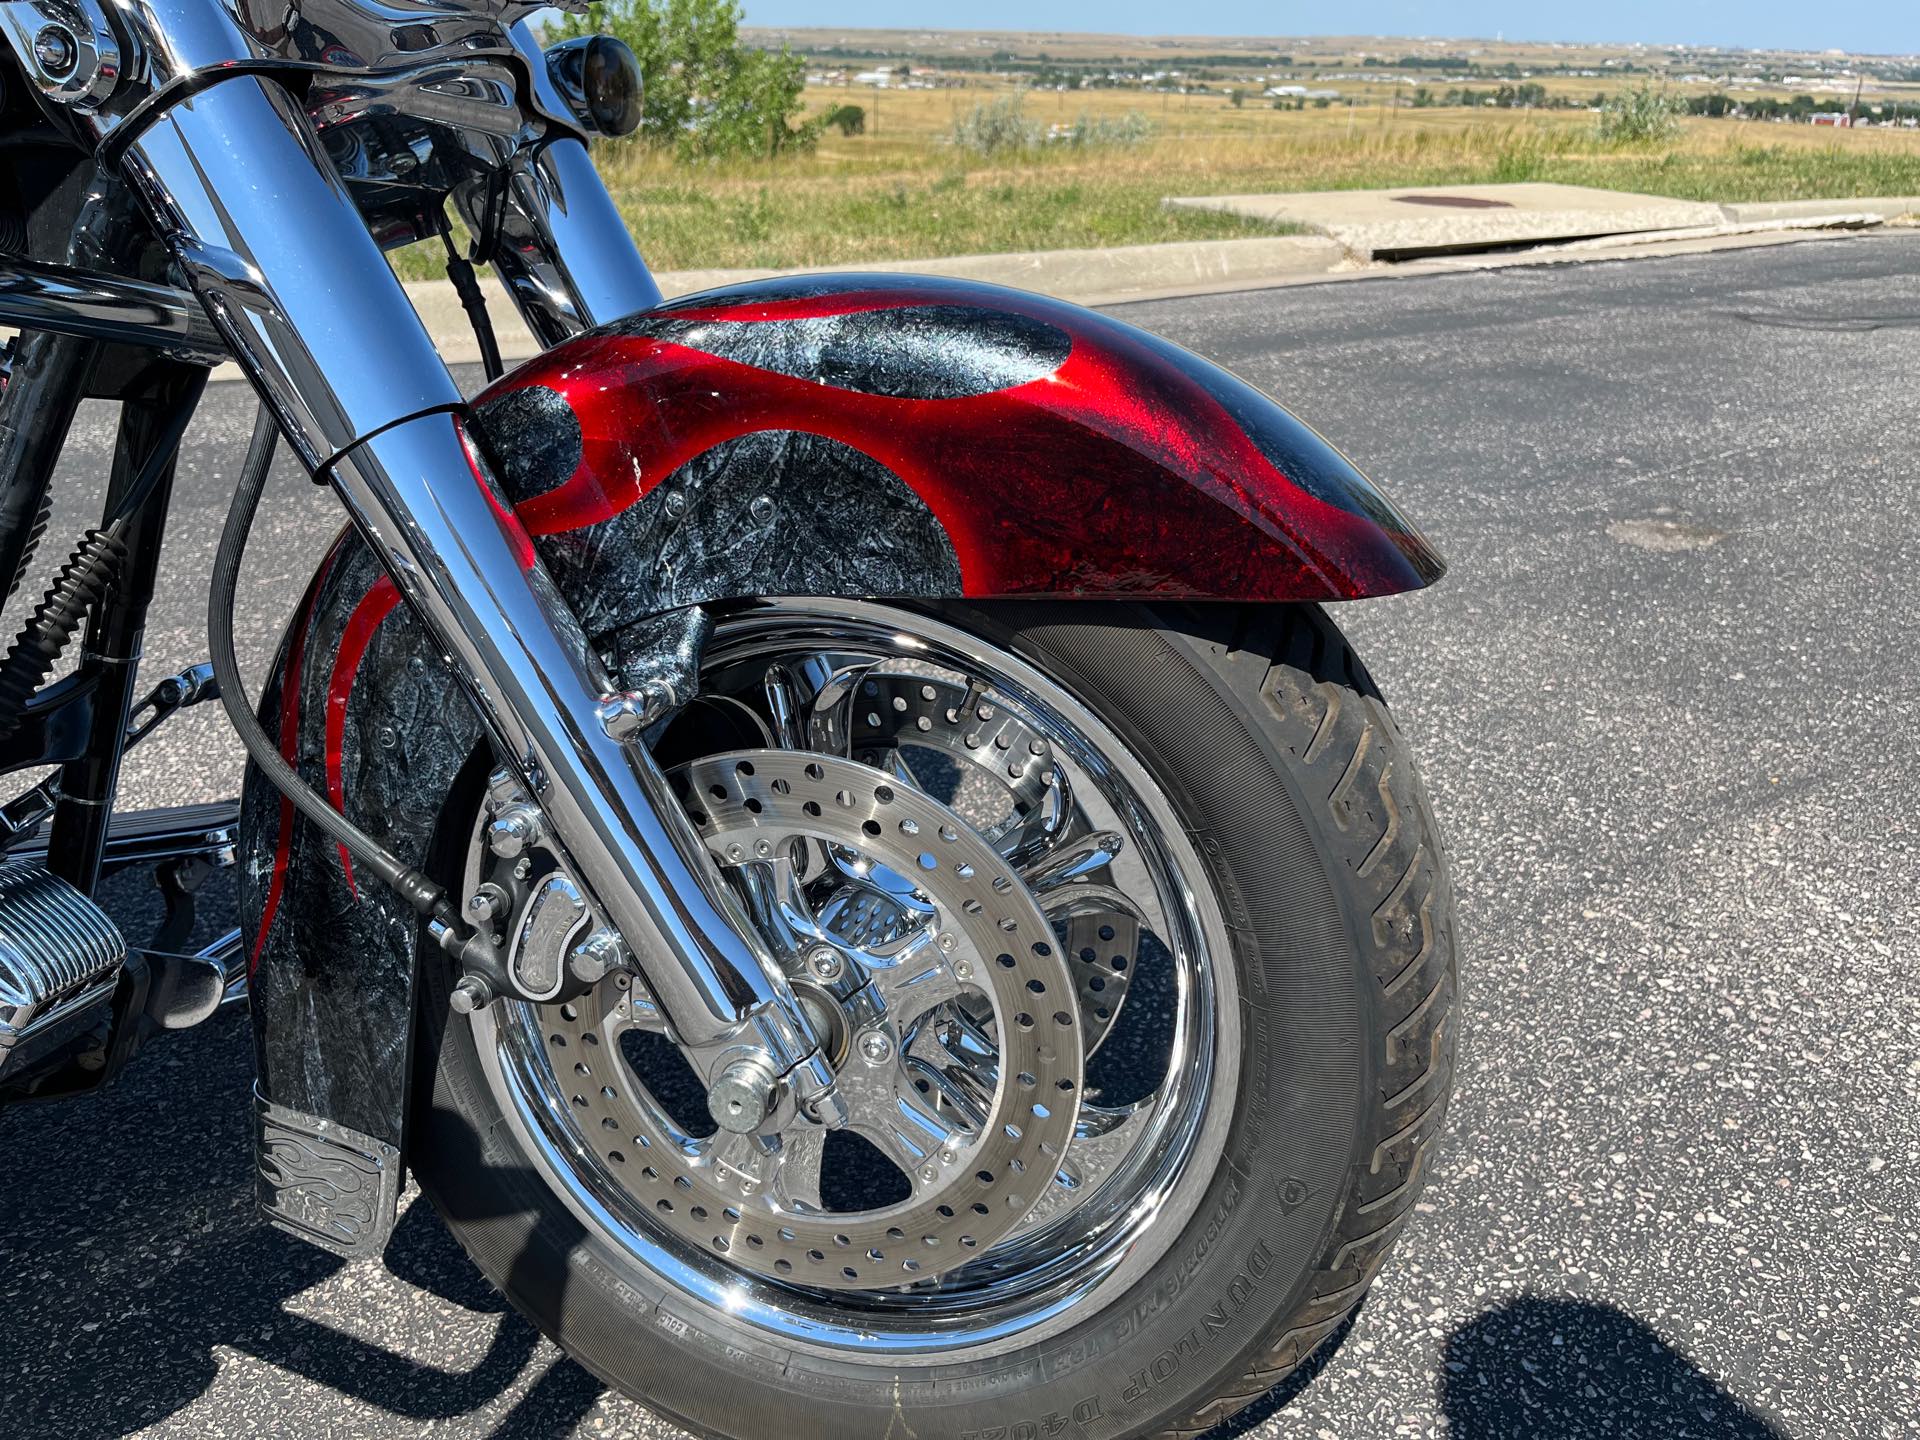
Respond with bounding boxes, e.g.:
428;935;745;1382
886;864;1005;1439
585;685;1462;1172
0;860;125;1078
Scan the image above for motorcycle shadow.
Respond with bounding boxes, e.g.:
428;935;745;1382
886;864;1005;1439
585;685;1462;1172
0;994;603;1439
1438;1295;1787;1440
1197;1294;1784;1440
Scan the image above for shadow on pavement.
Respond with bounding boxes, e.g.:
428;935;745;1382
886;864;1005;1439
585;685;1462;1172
1440;1295;1786;1440
0;975;601;1438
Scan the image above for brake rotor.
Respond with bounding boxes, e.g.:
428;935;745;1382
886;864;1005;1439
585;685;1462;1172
543;751;1082;1290
826;667;1141;1051
832;670;1061;849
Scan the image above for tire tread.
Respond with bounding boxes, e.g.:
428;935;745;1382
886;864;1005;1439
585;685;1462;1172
1154;604;1457;1438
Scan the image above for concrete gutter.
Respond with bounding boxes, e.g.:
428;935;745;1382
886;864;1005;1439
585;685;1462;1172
1382;216;1896;280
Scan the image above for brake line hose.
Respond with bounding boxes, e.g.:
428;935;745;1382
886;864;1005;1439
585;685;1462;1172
210;404;471;942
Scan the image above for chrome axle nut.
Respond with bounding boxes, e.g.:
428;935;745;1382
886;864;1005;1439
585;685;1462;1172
708;1055;781;1135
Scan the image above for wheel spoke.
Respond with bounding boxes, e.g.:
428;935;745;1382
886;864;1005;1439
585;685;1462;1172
902;1001;1000;1121
1019;1101;1153;1230
1043;884;1144;1051
867;929;968;1027
841;1064;968;1185
760;661;808;751
732;851;823;965
1022;829;1126;895
990;768;1077;872
804;662;872;756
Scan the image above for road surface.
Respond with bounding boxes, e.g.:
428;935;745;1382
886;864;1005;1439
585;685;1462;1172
4;233;1918;1440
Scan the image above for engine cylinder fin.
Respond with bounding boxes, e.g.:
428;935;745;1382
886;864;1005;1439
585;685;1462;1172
0;860;126;1078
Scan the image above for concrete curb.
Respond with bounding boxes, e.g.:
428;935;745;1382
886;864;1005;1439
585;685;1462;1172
159;195;1918;377
1719;197;1920;224
403;234;1348;367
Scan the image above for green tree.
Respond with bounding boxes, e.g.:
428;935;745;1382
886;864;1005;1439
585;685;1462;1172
550;0;816;159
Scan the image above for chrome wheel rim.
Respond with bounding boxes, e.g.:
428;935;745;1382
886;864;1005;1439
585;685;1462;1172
469;601;1240;1359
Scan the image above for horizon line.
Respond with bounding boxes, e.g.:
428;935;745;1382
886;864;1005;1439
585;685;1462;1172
738;24;1920;63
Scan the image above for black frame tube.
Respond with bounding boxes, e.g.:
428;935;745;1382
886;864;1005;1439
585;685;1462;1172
0;331;101;604
45;363;207;893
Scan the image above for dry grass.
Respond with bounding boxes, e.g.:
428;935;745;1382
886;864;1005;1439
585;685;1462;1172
397;90;1920;275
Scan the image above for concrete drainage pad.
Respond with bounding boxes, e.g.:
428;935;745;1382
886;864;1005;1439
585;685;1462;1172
1167;183;1728;260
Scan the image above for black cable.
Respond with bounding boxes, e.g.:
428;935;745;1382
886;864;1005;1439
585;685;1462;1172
105;369;208;527
468;167;512;269
209;404;466;935
442;229;504;382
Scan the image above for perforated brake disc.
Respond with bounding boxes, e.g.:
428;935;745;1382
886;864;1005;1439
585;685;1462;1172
541;750;1083;1290
823;667;1142;1051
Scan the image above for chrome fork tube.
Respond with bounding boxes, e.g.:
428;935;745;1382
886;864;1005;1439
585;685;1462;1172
119;79;462;465
116;76;827;1092
329;412;826;1081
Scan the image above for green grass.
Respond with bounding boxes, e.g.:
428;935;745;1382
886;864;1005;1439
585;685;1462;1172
393;112;1920;279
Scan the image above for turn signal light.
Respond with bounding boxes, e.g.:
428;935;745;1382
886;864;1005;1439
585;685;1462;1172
544;36;644;138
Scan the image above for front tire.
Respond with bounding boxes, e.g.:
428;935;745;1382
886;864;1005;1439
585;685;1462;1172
410;600;1456;1439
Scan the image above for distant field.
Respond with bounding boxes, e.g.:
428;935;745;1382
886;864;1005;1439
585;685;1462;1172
397;85;1920;278
590;88;1920;272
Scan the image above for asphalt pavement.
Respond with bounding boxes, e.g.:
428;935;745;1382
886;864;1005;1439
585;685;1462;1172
3;233;1918;1440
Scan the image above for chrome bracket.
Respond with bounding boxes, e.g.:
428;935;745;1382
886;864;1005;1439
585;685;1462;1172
255;1090;401;1259
254;1087;402;1260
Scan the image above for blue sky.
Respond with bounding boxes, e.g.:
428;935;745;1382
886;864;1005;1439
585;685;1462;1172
741;3;1914;57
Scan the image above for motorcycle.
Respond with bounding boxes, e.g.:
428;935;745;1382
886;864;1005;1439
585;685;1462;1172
0;4;1458;1435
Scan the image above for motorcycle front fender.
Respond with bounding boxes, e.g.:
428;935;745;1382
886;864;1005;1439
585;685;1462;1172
241;273;1444;1256
467;272;1444;623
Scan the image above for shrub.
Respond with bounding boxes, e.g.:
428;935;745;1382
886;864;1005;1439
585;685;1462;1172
823;103;865;137
950;94;1153;155
951;94;1043;155
1056;110;1154;149
1597;81;1684;144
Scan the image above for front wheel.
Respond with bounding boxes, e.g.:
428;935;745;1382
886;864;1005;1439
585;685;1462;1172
411;599;1457;1439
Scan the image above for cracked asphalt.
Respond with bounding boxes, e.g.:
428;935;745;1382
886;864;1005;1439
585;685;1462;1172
2;233;1917;1440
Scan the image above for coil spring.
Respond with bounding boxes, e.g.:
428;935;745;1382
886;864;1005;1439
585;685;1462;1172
0;528;126;744
4;491;54;604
